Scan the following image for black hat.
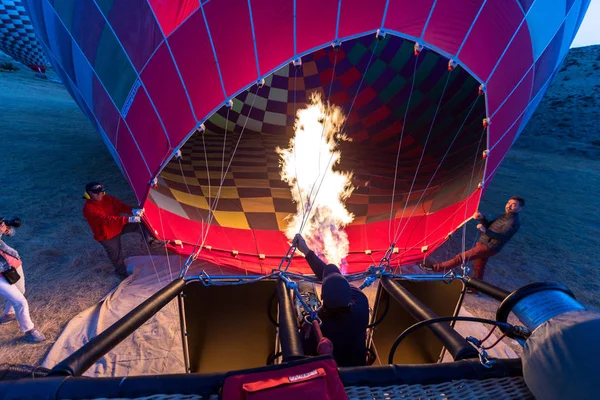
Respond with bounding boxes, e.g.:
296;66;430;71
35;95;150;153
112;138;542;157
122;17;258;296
85;182;105;194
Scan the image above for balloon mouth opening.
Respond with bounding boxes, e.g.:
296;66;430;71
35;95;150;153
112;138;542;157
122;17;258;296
149;33;486;267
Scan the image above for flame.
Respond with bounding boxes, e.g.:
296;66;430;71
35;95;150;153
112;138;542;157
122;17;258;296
277;93;355;267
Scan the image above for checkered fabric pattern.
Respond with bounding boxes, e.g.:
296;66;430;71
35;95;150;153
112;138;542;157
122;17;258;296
0;0;48;70
156;35;486;231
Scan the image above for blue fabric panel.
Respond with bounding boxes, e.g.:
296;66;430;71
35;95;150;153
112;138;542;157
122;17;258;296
560;0;582;60
104;0;163;72
532;23;563;98
70;0;105;65
72;42;94;111
526;0;566;60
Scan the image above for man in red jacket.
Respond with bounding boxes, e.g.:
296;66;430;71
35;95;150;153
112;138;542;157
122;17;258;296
82;182;163;277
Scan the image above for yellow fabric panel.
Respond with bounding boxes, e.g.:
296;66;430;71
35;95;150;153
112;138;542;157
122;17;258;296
351;216;367;225
194;170;234;179
348;194;369;204
267;87;287;102
271;188;292;199
161;172;201;186
201;186;239;199
212;211;250;229
234;179;271;188
275;212;293;231
268;172;282;180
246;92;268;111
303;60;318;76
236;115;262;131
231;166;268;173
171;188;209;209
240;197;276;213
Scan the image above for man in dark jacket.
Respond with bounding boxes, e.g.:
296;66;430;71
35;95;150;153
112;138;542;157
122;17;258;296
294;234;369;367
421;197;525;280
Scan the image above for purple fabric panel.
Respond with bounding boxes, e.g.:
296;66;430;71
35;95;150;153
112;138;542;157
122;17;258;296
459;0;523;82
250;0;294;75
71;0;105;65
532;24;564;99
489;69;533;145
125;89;171;176
141;43;196;148
168;10;225;124
106;0;163;72
296;0;338;54
92;74;120;146
384;0;435;38
423;0;485;56
338;0;387;39
116;119;151;203
204;0;258;96
486;23;533;115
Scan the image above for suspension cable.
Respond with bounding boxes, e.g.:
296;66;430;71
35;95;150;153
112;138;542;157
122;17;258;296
388;51;420;244
391;69;454;245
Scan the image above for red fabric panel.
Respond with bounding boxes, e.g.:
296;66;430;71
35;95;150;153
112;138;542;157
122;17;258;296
486;23;533;115
92;75;119;146
125;89;171;177
141;43;196;148
338;0;387;39
116;119;150;203
458;0;523;82
144;199;483;274
423;0;485;56
489;69;533;145
204;0;258;96
250;0;294;75
296;0;338;54
384;0;435;39
485;117;522;181
168;10;225;123
147;0;199;37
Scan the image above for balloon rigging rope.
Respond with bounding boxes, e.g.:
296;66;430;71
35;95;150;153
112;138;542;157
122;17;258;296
461;126;487;261
182;84;262;275
391;69;454;245
299;38;380;234
292;64;308;223
388;51;420;244
392;93;482;250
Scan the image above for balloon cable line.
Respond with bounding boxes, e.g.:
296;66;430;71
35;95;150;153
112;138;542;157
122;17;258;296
299;37;380;235
391;69;453;245
388;51;420;245
180;84;262;277
392;89;480;248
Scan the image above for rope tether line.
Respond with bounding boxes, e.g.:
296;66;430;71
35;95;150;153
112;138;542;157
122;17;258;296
299;37;381;236
391;93;482;256
391;69;454;246
388;48;421;245
180;84;262;278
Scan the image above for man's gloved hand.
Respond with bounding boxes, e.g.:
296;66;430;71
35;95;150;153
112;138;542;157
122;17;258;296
128;216;141;223
476;224;486;233
293;233;311;255
132;208;145;217
473;211;483;220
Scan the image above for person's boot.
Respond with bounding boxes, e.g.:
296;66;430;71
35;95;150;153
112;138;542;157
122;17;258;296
23;328;46;343
0;313;16;324
418;263;435;272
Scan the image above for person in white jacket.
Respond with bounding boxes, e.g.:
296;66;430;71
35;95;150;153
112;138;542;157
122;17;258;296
0;219;45;343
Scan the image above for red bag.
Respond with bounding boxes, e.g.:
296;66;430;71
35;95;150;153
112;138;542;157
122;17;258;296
222;358;347;400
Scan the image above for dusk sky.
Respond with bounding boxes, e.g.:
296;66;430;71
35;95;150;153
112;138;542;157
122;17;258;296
572;0;600;47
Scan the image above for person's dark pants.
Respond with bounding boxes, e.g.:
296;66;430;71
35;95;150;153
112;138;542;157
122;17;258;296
99;223;153;274
433;242;497;279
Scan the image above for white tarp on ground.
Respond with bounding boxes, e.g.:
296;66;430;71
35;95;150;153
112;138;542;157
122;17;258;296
42;256;516;377
42;255;239;377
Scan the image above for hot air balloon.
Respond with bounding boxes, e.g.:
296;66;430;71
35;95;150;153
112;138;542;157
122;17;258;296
0;0;48;72
22;0;590;275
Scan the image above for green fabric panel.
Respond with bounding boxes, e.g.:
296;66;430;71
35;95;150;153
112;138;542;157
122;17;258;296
346;42;368;66
94;25;137;110
365;59;387;85
53;0;75;33
378;74;406;103
389;41;414;72
95;0;115;17
413;52;438;88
